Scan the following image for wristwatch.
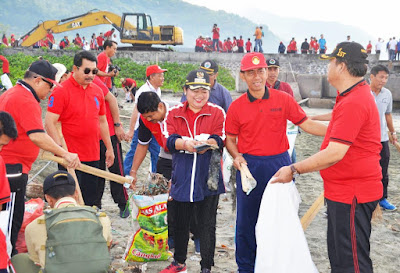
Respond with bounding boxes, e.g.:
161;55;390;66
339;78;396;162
114;122;121;127
290;164;300;179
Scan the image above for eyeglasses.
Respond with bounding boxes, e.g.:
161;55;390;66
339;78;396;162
34;76;54;89
244;68;266;77
77;66;99;75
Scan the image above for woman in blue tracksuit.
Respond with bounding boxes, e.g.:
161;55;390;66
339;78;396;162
160;70;226;273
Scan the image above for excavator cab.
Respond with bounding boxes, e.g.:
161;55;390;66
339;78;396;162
120;13;153;41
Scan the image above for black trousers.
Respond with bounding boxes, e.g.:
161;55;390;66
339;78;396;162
4;166;28;256
95;135;127;209
59;161;99;206
379;141;390;200
170;195;219;269
327;197;378;273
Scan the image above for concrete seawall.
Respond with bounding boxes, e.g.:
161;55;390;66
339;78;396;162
4;48;400;108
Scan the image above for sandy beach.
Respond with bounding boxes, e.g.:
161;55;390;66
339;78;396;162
28;92;400;273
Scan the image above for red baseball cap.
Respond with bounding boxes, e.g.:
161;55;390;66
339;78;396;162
146;64;167;77
240;53;268;71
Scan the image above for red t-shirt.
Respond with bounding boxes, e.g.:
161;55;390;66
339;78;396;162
93;76;114;137
0;156;10;205
97;52;111;89
226;88;307;156
0;55;9;74
2;37;8;46
47;76;106;161
237;39;244;47
122;78;136;88
46;33;55;43
212;27;220;39
0;229;8;268
0;156;10;268
0;82;44;173
96;36;104;47
266;81;294;97
75;36;83;47
104;30;113;39
246;41;252;51
226;40;233;51
320;81;382;204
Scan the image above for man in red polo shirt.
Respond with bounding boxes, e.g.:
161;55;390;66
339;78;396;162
45;51;114;207
104;28;115;40
211;24;220;51
273;42;382;273
225;52;327;272
97;32;104;50
96;40;118;90
0;60;80;255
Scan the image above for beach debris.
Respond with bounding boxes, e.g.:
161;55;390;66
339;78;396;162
135;173;169;195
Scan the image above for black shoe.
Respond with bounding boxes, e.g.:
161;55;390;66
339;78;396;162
119;207;130;218
201;269;211;273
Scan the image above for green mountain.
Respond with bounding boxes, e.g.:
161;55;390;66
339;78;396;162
0;0;279;52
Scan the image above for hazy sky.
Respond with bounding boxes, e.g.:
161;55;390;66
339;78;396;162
183;0;398;40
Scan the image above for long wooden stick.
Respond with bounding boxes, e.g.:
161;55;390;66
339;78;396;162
56;123;84;205
300;192;324;231
40;151;132;185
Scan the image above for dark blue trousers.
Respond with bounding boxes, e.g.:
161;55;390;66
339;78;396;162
235;152;291;273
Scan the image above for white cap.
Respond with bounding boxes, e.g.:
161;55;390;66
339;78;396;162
52;63;67;83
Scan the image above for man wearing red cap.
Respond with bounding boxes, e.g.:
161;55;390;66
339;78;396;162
0;60;80;255
273;42;382;273
124;64;167;176
225;52;327;272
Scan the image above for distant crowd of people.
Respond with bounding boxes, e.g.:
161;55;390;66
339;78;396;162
1;28;118;50
195;24;264;53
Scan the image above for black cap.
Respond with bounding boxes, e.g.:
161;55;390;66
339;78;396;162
200;60;218;74
43;170;75;194
28;60;61;87
266;58;280;68
320;42;369;64
185;70;211;90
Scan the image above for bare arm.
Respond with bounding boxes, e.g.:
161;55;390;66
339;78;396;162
127;105;139;140
29;132;80;168
129;143;149;186
310;112;332;121
44;112;62;146
272;141;350;183
298;119;327;137
226;134;247;169
385;113;398;143
99;115;114;168
104;92;125;141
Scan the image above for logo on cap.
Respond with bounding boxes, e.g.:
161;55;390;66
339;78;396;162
336;48;346;58
269;59;276;65
195;71;206;83
252;56;260;65
204;62;211;69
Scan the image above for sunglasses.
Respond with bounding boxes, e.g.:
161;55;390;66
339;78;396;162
78;66;99;75
35;76;54;89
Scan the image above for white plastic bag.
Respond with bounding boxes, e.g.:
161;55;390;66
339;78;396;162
255;180;318;273
222;148;233;191
1;74;12;90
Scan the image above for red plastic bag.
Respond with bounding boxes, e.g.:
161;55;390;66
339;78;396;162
15;198;44;253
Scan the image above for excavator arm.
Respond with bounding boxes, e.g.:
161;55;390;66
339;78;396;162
20;10;133;47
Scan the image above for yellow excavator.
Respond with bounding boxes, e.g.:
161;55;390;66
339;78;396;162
20;10;184;48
